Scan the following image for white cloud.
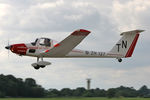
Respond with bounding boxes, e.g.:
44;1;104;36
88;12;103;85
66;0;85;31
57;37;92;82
0;0;101;33
37;0;64;9
112;0;150;31
0;3;10;17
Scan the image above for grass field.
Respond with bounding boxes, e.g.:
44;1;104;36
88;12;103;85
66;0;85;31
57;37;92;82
0;98;150;100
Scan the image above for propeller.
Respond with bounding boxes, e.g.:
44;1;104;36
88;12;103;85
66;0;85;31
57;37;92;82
5;39;11;57
8;40;9;57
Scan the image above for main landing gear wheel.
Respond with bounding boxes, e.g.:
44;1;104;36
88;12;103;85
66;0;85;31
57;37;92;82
118;58;122;62
34;66;40;70
34;65;45;69
31;57;51;70
40;65;46;68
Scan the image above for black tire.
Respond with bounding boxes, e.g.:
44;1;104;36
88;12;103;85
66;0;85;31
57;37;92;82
118;58;122;62
34;66;40;70
40;65;46;68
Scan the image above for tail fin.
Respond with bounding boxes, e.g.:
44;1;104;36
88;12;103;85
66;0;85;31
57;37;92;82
109;30;144;58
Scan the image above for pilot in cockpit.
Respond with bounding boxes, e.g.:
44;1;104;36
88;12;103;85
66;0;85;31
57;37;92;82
44;38;51;47
31;38;51;47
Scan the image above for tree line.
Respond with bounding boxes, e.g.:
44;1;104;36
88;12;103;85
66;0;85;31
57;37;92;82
0;74;150;98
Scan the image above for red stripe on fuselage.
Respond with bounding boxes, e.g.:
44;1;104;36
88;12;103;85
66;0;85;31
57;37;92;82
125;34;139;57
54;43;60;47
45;50;50;53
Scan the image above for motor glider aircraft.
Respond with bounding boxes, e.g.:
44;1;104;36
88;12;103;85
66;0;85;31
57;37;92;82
5;29;144;69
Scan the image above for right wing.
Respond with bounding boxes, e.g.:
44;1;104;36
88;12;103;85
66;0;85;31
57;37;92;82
41;29;91;57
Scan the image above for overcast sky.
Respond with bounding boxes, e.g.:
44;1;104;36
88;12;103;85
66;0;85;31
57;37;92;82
0;0;150;90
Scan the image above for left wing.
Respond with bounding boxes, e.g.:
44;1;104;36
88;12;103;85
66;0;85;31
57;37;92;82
41;29;91;57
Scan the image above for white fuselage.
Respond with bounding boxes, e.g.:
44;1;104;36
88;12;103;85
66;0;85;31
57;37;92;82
25;43;122;58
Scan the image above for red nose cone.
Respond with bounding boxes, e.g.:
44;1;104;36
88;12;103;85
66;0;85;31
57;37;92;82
11;44;27;55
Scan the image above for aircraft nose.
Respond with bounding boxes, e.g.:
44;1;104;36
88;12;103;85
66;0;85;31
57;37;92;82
5;45;11;50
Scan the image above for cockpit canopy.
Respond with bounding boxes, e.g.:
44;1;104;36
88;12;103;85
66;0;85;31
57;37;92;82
31;38;52;47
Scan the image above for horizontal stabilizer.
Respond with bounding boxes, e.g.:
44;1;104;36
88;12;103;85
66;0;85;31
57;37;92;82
120;30;144;36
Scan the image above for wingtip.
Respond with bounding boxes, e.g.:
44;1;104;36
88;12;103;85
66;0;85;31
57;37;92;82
79;29;91;33
71;29;91;36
